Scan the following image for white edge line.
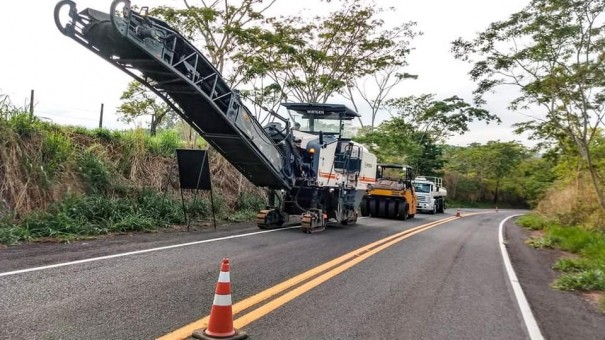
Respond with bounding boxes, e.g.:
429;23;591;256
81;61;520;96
499;214;544;340
0;226;300;278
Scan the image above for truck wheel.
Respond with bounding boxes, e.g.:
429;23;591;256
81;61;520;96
438;201;445;213
378;200;387;218
398;202;408;221
387;201;397;219
369;199;378;216
431;204;436;214
360;197;369;217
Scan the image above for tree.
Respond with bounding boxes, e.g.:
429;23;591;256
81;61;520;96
239;0;420;104
117;1;281;126
342;66;418;129
443;142;530;205
117;81;176;135
151;0;277;87
384;94;500;143
354;118;444;176
452;0;605;209
481;141;527;204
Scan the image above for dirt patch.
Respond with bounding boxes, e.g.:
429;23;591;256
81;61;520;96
529;229;545;239
582;291;605;311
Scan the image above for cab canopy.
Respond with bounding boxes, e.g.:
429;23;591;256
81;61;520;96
282;103;360;120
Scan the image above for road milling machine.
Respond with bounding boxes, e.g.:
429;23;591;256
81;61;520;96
360;164;417;220
53;0;377;233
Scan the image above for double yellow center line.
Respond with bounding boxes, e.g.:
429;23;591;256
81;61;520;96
158;215;461;340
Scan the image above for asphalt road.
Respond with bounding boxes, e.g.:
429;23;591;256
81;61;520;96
0;209;598;339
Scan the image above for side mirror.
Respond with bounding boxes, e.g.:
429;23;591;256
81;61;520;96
319;131;324;145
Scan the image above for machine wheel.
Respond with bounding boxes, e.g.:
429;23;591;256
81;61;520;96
386;201;397;219
369;199;378;217
430;204;437;214
360;197;369;217
437;200;445;213
398;202;408;221
378;200;387;218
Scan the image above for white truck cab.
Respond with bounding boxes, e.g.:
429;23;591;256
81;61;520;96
412;176;447;214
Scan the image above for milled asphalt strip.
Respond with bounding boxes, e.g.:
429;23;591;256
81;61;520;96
0;226;300;278
499;214;544;340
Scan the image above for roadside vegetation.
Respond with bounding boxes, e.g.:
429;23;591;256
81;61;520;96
0;103;265;245
453;0;605;313
518;213;605;312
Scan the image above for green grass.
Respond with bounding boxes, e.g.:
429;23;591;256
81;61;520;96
527;236;555;249
553;269;605;291
517;213;552;230
0;191;190;245
519;213;605;292
0;189;268;245
0;111;267;245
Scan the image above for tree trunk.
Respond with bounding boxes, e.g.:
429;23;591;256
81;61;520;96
494;179;499;205
575;139;605;210
150;115;157;136
585;154;605;210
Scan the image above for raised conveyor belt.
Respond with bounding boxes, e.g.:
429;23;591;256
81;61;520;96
54;0;294;189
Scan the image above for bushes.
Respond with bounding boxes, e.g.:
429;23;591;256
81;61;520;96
0;190;191;244
520;213;605;295
517;213;552;230
0;111;264;245
41;130;74;180
78;148;112;193
236;191;265;211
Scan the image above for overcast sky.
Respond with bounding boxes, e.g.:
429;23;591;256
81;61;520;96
0;0;532;146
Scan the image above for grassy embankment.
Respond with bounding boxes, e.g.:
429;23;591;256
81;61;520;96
0;110;265;245
517;178;605;312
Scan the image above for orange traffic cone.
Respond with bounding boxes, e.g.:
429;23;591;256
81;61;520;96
455;209;460;217
192;258;248;340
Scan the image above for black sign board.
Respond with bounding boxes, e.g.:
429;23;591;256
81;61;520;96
176;149;212;190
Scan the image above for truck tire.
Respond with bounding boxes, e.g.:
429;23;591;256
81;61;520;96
360;197;369;217
398;202;408;221
378;200;387;218
387;201;397;219
369;199;378;217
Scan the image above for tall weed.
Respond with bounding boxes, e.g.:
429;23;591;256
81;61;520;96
41;130;73;179
149;130;181;156
517;213;552;230
77;147;112;193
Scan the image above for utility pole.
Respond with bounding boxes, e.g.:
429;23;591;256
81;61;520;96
99;103;104;128
29;90;34;117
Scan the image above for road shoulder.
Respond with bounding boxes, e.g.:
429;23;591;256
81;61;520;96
506;218;605;339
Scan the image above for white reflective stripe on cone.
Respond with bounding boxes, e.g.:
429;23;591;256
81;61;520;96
213;294;233;306
218;271;230;283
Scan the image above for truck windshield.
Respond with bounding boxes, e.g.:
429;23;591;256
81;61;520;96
290;112;353;137
414;183;431;193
